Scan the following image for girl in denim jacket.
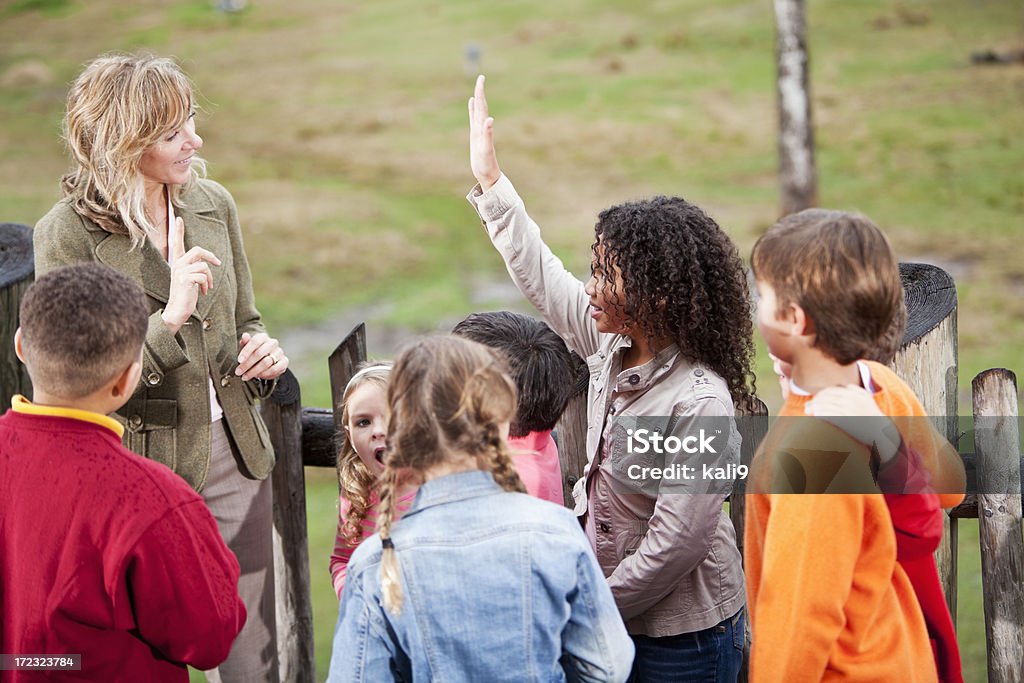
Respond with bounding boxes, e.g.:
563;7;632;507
467;76;757;682
327;336;634;682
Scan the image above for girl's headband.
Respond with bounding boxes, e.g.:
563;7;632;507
343;362;393;397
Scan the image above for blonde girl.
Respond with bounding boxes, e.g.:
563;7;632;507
329;362;416;599
327;336;633;682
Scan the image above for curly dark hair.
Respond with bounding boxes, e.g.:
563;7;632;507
592;196;758;412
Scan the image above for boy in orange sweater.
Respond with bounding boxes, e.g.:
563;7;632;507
745;209;965;682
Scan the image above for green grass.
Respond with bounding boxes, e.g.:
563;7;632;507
3;1;1021;680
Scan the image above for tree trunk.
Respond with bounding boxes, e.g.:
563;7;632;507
774;0;818;216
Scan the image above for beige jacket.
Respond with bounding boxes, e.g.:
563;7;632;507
469;175;745;636
34;178;275;491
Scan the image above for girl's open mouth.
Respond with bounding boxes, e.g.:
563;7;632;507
374;446;387;464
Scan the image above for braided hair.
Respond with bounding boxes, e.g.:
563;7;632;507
377;336;525;614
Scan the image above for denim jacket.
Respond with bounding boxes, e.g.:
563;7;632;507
468;176;745;637
327;470;634;682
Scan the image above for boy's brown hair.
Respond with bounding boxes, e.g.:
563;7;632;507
19;263;148;398
751;209;903;365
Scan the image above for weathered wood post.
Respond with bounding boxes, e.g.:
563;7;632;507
555;356;589;507
0;223;34;412
264;369;315;683
328;323;368;436
729;399;769;561
971;369;1023;683
731;398;768;683
890;263;960;617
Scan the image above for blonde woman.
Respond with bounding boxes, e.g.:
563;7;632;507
34;54;286;683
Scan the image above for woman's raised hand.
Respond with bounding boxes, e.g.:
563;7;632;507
468;74;501;191
161;216;222;334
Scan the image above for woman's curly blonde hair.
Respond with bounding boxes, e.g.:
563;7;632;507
61;53;206;247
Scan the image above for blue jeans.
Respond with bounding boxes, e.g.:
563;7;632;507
629;609;745;683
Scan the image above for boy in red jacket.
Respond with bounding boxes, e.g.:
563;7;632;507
0;264;246;682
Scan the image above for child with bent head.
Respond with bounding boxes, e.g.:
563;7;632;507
327;335;633;682
467;75;755;680
453;310;576;505
329;362;416;599
0;263;245;682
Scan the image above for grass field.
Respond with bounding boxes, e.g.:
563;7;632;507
1;1;1021;681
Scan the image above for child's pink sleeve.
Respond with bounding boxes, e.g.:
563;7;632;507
330;497;357;600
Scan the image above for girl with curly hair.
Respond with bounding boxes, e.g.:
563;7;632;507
329;362;415;599
467;75;756;682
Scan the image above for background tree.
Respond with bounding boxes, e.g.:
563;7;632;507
774;0;818;215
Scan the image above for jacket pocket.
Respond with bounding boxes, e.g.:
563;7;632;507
120;398;178;470
615;518;650;559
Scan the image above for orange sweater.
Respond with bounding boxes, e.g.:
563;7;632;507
744;361;962;682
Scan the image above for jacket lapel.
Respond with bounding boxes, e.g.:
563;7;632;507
94;231;172;305
91;182;230;320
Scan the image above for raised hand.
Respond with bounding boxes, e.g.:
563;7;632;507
236;332;289;381
162;217;222;334
468;74;501;191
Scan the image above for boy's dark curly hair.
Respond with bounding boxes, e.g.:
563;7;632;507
592;196;758;412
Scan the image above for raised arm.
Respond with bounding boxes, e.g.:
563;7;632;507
467;76;601;358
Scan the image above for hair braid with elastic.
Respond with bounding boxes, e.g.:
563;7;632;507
377;467;404;614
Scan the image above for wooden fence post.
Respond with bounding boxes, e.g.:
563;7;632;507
0;223;34;413
971;369;1024;683
890;262;960;618
328;323;367;437
730;399;768;562
265;369;315;683
731;398;768;683
554;355;589;507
